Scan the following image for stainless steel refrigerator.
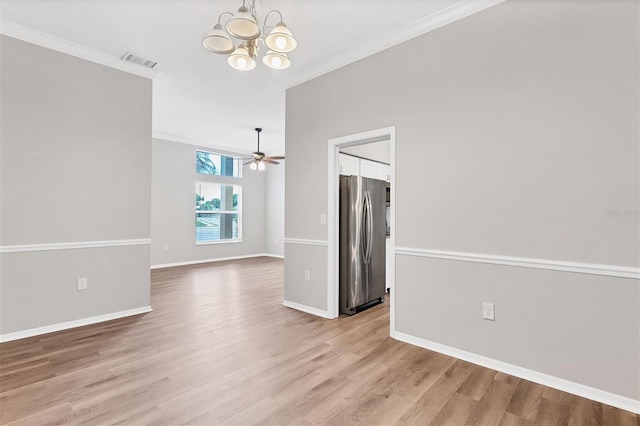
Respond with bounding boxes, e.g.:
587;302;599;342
339;175;386;315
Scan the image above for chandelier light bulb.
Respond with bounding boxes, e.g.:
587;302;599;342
257;161;266;171
228;45;256;71
263;50;290;69
265;21;297;53
250;162;258;171
275;36;287;50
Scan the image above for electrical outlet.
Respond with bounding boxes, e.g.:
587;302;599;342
77;277;88;291
304;270;311;282
482;302;495;321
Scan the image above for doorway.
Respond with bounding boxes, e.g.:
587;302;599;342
327;126;396;334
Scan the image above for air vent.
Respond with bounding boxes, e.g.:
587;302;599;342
121;52;159;69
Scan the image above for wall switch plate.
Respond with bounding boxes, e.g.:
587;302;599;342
483;302;495;320
304;270;311;282
163;244;169;251
77;277;88;291
320;214;327;225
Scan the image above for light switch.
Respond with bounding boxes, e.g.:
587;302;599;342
77;277;88;291
483;302;495;321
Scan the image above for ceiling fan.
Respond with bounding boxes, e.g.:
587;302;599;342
244;128;284;170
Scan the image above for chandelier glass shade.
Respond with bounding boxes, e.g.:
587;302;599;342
228;44;257;70
264;22;297;53
202;0;297;71
202;24;235;54
226;6;261;40
263;50;290;70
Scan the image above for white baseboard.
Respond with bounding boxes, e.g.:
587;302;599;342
392;331;640;414
0;306;153;343
264;253;285;259
282;300;332;319
150;253;283;269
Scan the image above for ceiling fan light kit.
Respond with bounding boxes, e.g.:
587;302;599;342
250;161;266;171
245;128;284;171
202;0;297;71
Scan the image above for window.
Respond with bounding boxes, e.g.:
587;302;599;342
195;182;241;243
196;150;242;177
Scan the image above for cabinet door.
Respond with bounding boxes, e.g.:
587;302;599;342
376;163;391;182
360;159;378;179
339;153;359;176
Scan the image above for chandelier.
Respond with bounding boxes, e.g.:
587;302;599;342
202;0;297;71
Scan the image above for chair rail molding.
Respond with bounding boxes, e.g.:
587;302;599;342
283;238;328;247
395;247;640;280
0;239;152;254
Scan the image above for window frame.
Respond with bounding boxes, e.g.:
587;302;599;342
196;149;243;178
195;182;242;245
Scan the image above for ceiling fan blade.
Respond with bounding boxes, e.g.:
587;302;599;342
244;160;255;165
264;159;280;165
267;156;285;160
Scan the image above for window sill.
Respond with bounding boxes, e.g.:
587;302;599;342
195;239;242;246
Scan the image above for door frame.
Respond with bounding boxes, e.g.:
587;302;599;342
327;126;396;334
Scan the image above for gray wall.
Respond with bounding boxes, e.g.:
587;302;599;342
285;0;639;401
150;138;270;266
266;162;285;256
0;36;152;335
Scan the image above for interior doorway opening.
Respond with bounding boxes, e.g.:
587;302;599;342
327;126;396;334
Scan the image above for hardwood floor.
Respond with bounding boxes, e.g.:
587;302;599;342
1;257;638;425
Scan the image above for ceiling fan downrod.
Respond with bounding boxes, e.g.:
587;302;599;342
255;127;262;153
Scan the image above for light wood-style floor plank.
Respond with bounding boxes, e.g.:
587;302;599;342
0;257;638;425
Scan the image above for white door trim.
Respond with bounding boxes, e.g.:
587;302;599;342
327;126;396;334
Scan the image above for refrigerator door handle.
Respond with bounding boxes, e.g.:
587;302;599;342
360;192;368;264
364;190;373;264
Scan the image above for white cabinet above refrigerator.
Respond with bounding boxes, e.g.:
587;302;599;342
339;154;390;182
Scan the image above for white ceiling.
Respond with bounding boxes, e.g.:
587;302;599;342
0;0;503;156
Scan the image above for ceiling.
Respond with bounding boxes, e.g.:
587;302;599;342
0;0;503;155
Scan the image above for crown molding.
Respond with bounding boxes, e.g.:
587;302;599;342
0;20;161;80
152;131;247;156
284;0;507;89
